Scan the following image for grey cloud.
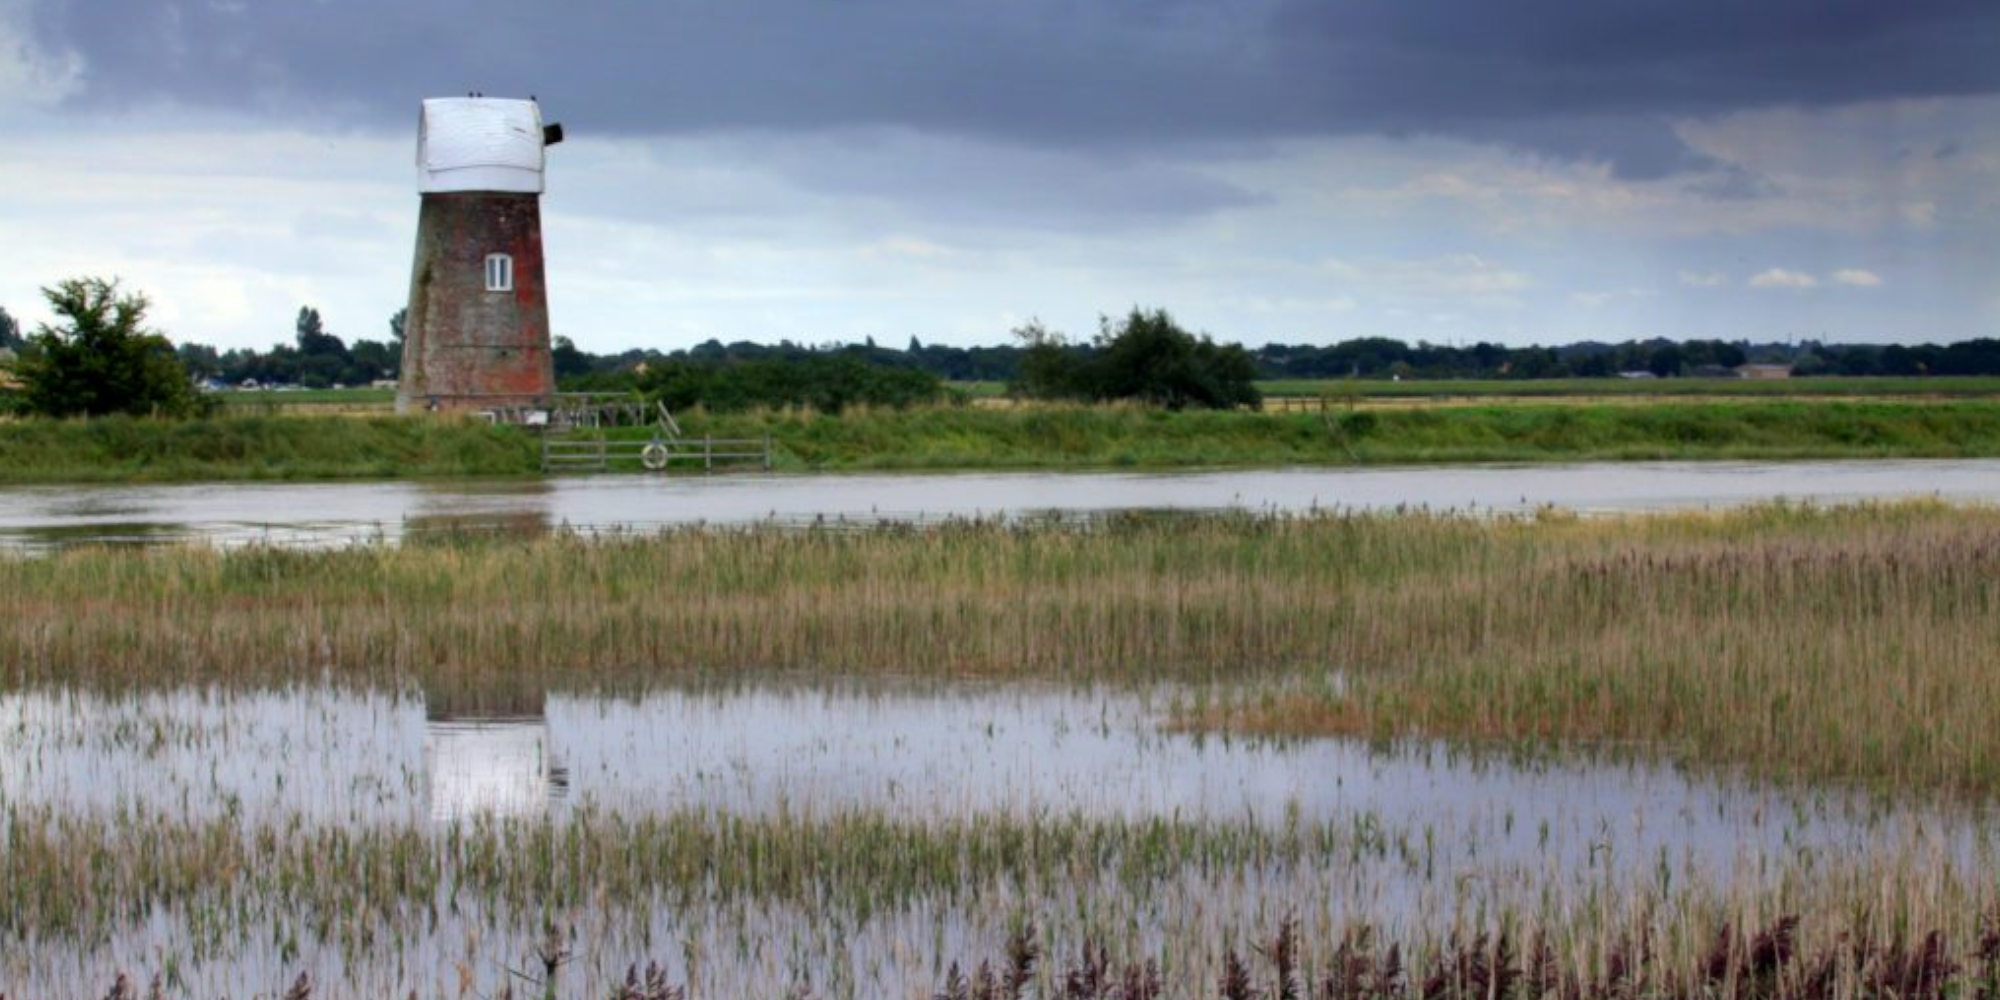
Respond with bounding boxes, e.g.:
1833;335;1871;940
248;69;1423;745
23;0;2000;178
1681;165;1781;202
739;132;1267;231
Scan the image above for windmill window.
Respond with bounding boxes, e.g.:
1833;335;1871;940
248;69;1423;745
484;254;514;292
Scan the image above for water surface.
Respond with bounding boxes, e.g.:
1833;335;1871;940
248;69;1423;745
3;678;1988;999
3;679;1979;866
2;459;1995;548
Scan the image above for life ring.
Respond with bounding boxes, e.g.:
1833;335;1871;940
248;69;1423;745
640;442;671;471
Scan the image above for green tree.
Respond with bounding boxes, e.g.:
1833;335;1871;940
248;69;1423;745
552;335;593;379
291;306;352;387
0;305;21;350
1009;309;1260;410
1009;319;1087;401
1090;308;1261;409
17;277;211;418
639;356;942;413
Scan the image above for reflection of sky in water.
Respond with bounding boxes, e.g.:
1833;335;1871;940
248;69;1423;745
423;717;561;820
0;679;1985;880
1;459;1997;549
4;678;1993;1000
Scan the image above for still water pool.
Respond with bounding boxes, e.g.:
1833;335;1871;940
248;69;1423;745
2;459;1996;549
1;678;1987;997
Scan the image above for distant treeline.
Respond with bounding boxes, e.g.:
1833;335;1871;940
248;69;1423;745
567;334;2000;390
15;295;1994;389
170;307;404;389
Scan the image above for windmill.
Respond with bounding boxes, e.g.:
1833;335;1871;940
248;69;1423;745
396;96;565;415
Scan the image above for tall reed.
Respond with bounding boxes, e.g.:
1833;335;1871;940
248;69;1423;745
5;503;1997;793
5;803;1995;999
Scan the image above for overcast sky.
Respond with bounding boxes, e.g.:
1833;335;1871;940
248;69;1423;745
3;0;1996;352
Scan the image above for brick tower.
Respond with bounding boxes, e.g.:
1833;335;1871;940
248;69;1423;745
397;97;563;414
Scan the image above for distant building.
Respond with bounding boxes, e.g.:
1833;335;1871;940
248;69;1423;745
1735;363;1793;380
1617;370;1658;380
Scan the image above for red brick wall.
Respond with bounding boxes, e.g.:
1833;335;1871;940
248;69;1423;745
397;192;557;413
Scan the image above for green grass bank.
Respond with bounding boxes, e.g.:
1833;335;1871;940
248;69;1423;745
684;398;2000;470
8;398;2000;483
0;414;538;484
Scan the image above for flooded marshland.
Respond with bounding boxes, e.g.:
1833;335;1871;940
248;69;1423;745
5;503;1999;998
3;678;1993;998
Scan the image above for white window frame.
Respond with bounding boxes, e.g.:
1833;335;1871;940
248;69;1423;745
484;253;514;293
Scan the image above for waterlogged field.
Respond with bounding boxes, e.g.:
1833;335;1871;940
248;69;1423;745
4;504;2000;998
5;680;1996;998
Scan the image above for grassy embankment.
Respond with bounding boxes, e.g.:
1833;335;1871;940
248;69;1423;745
6;502;1997;796
6;396;2000;482
674;398;2000;469
0;413;537;484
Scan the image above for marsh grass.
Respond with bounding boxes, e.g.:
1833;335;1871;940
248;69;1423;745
5;502;1998;793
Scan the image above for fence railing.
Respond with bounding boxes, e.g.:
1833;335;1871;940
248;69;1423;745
541;434;773;474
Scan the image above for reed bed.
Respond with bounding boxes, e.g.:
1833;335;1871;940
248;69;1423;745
36;914;2000;1000
4;502;1998;794
4;802;1995;999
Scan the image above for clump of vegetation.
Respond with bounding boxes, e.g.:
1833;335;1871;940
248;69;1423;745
11;277;214;419
6;502;1999;794
637;355;945;413
1012;308;1262;410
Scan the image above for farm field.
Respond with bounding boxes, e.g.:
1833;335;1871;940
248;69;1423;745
4;502;1998;996
1253;375;2000;399
215;376;2000;411
929;375;2000;401
216;387;398;409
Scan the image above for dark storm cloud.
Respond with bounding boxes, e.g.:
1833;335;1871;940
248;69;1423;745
26;0;2000;177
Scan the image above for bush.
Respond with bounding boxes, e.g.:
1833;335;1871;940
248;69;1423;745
15;277;213;419
638;356;946;413
1009;308;1261;410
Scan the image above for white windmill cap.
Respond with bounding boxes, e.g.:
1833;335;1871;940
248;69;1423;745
418;97;550;194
